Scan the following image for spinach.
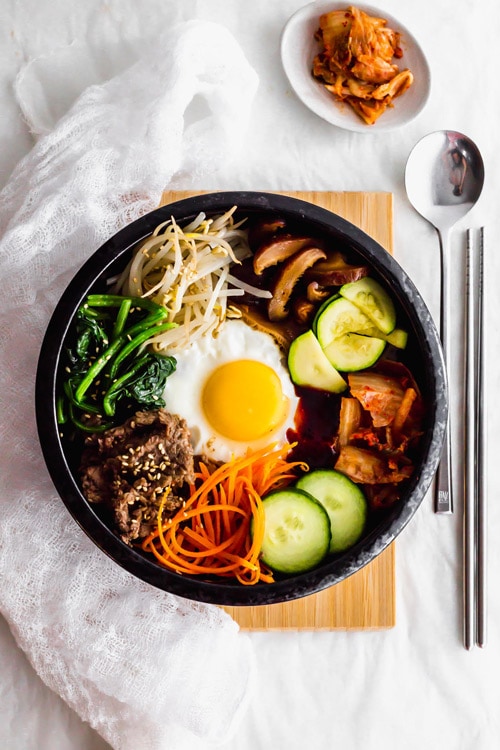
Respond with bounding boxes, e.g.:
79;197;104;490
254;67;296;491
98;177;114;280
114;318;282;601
102;352;176;417
59;294;177;433
66;307;109;372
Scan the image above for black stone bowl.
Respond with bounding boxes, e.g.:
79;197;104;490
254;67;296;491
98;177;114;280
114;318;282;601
36;191;447;606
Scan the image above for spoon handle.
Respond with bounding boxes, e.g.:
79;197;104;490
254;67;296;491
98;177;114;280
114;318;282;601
435;226;453;514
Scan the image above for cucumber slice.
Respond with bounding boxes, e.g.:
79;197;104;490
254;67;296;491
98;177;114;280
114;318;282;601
339;277;396;334
315;297;373;349
288;330;347;393
296;470;367;553
312;294;339;336
258;489;331;574
323;332;385;372
361;326;408;349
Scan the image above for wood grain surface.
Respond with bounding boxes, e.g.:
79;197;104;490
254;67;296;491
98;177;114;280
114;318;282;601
160;189;396;630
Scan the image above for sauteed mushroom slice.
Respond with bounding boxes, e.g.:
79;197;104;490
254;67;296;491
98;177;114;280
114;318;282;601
253;236;321;275
248;218;287;250
306;281;331;302
236;304;304;350
268;246;327;321
292;297;316;325
305;251;369;286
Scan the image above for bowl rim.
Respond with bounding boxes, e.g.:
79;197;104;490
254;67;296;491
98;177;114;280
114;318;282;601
35;190;447;606
280;1;431;133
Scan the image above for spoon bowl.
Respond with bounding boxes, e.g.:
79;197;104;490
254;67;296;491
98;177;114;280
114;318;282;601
405;130;485;513
405;130;484;231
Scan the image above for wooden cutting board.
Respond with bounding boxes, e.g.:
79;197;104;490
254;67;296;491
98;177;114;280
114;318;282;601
160;189;396;630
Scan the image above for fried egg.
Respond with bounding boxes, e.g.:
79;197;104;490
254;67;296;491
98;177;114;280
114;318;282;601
162;320;299;463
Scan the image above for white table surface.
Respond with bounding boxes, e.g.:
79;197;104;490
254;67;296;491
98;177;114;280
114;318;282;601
1;1;499;749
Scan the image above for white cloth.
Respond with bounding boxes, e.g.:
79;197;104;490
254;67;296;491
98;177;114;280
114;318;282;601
0;20;259;750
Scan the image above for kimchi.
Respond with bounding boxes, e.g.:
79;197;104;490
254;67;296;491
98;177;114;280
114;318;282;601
312;5;414;125
334;363;424;509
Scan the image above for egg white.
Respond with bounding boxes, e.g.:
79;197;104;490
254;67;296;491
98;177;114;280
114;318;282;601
162;320;299;463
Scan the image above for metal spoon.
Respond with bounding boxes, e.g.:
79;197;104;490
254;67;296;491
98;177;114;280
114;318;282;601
405;130;484;514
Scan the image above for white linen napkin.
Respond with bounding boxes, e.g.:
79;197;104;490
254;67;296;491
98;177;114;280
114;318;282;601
0;20;258;750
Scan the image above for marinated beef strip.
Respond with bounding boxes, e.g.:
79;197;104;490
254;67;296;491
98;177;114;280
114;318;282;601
80;409;195;545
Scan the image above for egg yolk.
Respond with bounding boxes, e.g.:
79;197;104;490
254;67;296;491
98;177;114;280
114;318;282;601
201;359;289;442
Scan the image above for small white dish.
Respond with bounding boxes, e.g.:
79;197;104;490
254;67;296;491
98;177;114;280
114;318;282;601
281;2;431;133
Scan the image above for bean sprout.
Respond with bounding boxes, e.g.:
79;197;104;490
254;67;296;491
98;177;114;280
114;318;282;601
113;207;271;353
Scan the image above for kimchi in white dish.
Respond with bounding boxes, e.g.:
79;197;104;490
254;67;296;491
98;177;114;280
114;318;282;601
312;5;414;125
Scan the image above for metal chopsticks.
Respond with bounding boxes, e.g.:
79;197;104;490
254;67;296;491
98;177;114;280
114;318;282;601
464;227;486;650
475;227;486;648
464;230;475;649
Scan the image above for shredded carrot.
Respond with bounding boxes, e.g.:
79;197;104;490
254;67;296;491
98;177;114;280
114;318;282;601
141;443;307;585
